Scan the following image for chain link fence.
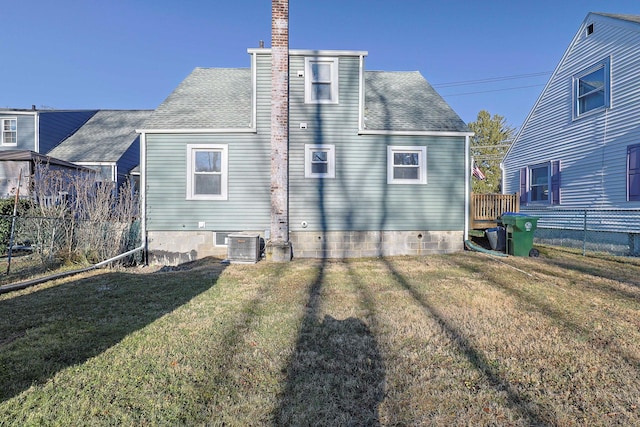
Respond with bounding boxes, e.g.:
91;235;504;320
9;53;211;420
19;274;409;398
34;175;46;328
521;208;640;257
1;214;142;269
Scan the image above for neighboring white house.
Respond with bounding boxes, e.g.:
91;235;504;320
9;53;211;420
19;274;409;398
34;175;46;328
502;12;640;254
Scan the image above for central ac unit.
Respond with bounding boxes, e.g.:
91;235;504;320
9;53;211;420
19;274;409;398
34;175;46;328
227;233;261;263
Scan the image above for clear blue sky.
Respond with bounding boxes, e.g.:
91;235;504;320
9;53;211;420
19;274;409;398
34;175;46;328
3;0;640;129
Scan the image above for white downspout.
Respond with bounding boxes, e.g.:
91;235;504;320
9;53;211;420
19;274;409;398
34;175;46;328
464;134;470;241
139;131;147;263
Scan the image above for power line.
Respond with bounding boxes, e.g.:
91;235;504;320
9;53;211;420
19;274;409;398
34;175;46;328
441;83;546;97
432;71;552;88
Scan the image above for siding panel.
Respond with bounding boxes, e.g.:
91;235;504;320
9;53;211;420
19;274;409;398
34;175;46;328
505;14;640;209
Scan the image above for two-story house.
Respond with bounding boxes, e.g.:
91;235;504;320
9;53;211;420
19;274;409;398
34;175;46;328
502;13;640;254
0;108;151;196
0;108;97;196
138;48;472;264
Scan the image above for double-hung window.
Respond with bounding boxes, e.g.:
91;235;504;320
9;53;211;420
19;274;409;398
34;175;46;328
1;118;17;145
387;146;427;184
305;144;335;178
573;57;610;118
520;161;561;205
187;144;228;200
305;57;339;104
628;144;640;202
529;164;550;202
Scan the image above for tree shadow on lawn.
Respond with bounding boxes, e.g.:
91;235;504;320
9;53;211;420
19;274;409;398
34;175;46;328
380;257;551;426
275;260;386;426
0;257;226;403
449;254;640;369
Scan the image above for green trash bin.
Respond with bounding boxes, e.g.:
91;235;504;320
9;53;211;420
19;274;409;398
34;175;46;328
501;213;539;257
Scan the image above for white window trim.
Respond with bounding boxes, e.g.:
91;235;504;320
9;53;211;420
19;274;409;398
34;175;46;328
305;144;335;178
75;162;116;182
573;57;611;120
527;162;551;204
1;117;17;146
304;57;339;104
186;144;228;200
387;146;427;185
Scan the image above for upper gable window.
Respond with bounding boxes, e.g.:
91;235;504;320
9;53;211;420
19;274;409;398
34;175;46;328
305;57;339;104
1;118;17;145
573;58;610;118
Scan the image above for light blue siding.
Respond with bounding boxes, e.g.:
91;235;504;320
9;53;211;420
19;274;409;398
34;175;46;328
0;114;36;151
504;14;640;209
145;133;271;231
146;50;466;235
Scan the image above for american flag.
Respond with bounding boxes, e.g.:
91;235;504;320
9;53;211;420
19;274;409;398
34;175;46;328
472;164;486;180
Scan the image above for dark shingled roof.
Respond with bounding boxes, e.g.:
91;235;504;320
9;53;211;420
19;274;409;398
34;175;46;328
143;66;469;133
48;110;152;162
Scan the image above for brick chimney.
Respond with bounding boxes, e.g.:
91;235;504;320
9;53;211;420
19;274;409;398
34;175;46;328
268;0;291;261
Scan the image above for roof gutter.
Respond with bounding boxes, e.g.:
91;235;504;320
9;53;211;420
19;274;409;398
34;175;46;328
358;129;474;137
135;128;257;134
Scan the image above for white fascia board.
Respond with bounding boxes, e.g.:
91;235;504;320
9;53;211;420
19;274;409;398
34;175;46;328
0;111;37;116
248;48;368;57
74;161;116;166
135;128;257;134
359;129;474;137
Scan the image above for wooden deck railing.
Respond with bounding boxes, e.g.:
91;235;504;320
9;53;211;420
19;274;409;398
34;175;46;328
470;193;520;229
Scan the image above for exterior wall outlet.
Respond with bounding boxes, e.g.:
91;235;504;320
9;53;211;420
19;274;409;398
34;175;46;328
198;221;206;229
300;123;307;129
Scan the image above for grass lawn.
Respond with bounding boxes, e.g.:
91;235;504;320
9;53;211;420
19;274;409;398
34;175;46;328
1;247;639;425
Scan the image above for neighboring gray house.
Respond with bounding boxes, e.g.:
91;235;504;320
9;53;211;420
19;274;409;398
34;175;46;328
48;110;153;189
0;108;98;154
139;48;472;264
502;13;640;252
0;150;94;198
0;108;98;196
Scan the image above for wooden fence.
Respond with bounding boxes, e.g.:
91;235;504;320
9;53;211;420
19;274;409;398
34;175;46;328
470;193;520;229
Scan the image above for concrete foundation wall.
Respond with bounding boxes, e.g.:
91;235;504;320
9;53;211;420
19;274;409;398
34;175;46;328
290;230;464;258
148;229;464;265
147;231;224;265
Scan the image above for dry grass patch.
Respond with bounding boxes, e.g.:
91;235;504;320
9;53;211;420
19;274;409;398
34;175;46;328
0;249;639;425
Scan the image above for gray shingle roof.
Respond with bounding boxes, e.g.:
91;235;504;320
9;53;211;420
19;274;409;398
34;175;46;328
594;13;640;24
143;68;252;129
364;71;469;132
48;110;153;162
142;66;468;133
